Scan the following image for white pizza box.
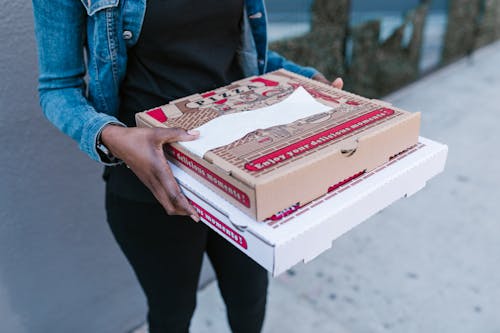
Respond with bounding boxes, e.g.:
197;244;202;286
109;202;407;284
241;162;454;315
171;137;448;277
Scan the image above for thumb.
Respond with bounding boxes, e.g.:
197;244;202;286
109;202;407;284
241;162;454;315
154;127;200;144
332;77;344;90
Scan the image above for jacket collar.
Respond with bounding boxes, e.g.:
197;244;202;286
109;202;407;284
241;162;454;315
80;0;120;16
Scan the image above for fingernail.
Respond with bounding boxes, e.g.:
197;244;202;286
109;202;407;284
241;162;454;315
190;214;200;223
187;129;200;136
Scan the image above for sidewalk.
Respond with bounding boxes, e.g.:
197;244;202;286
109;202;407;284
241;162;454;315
187;39;500;333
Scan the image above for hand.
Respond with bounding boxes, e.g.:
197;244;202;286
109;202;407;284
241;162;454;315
312;73;344;90
101;125;201;222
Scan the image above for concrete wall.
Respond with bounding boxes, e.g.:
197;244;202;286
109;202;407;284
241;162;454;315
0;2;213;332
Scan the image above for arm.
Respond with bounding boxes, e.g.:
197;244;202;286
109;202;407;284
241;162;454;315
32;0;123;164
266;50;318;78
32;0;200;220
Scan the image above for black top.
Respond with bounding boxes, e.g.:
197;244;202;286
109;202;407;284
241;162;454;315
105;0;245;202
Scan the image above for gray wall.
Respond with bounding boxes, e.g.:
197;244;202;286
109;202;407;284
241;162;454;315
0;2;213;332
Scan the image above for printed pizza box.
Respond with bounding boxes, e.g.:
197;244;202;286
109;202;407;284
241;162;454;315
136;69;421;221
172;137;448;276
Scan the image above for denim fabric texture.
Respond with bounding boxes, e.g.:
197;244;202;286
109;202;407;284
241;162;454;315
32;0;319;164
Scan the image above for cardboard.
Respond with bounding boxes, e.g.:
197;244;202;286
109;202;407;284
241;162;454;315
171;137;448;277
136;69;421;220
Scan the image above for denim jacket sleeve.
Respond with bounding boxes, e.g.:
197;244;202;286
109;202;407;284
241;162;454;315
32;0;124;165
266;50;319;78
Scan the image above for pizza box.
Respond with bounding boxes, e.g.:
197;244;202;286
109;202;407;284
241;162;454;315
171;137;448;277
137;69;421;221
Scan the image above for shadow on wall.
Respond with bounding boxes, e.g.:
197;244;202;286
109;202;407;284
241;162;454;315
270;0;500;98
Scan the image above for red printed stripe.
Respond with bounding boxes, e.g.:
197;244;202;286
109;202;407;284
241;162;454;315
327;170;366;193
250;77;279;86
215;98;228;105
167;146;251;208
267;203;301;221
190;200;248;249
245;108;395;172
202;91;216;98
146;108;168;123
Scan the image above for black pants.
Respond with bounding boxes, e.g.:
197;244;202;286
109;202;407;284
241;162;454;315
105;190;268;333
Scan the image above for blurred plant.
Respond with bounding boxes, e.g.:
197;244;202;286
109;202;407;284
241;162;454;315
270;0;500;98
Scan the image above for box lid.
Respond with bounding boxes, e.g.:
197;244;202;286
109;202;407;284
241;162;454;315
143;70;420;188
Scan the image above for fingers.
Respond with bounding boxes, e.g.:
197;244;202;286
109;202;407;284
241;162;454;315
151;159;200;222
111;127;200;222
312;73;330;85
332;77;344;90
312;73;344;90
153;127;200;145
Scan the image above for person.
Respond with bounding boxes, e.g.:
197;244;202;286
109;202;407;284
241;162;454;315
32;1;343;332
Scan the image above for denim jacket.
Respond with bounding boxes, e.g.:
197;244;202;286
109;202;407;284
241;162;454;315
32;0;318;164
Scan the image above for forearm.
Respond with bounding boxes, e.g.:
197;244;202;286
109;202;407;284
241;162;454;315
266;50;319;78
33;0;124;164
39;87;125;164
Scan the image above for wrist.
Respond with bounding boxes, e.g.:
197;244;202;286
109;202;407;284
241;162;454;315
98;124;127;161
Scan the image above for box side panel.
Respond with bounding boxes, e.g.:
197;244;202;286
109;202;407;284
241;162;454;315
166;145;258;218
177;180;275;273
254;112;421;220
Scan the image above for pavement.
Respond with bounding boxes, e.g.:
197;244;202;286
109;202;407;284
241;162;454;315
134;40;500;333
